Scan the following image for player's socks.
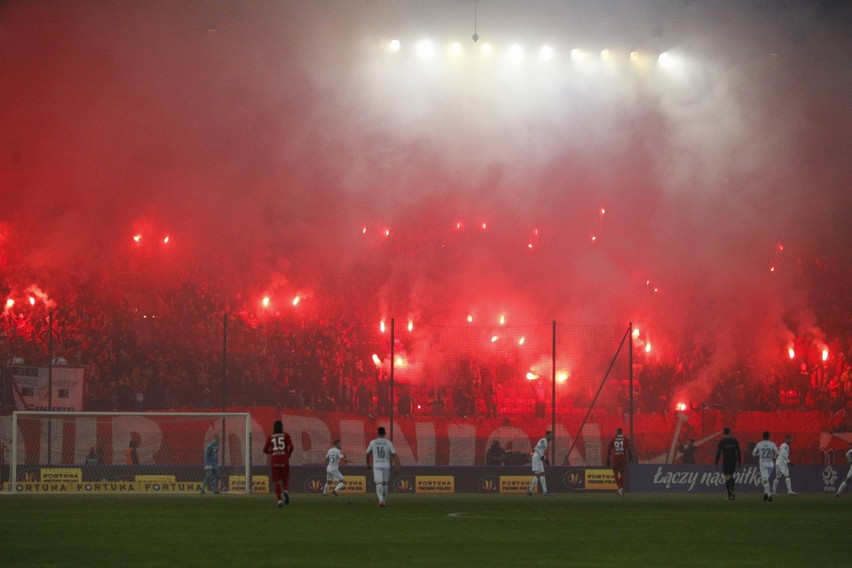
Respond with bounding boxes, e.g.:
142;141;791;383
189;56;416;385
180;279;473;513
772;479;778;494
284;490;290;505
539;478;548;494
785;478;794;493
837;481;847;495
528;478;537;495
322;483;328;495
334;482;345;494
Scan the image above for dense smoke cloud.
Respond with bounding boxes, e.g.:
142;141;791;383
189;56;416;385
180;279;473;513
1;1;849;395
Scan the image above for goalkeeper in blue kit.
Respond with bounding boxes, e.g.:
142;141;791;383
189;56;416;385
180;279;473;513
201;434;221;494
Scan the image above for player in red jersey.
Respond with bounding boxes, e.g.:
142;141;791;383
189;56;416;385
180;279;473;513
263;420;294;508
606;427;632;496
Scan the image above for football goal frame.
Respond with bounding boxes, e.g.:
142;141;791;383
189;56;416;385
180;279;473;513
8;411;252;494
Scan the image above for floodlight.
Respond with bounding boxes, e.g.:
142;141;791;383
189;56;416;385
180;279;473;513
389;39;401;52
539;45;554;62
417;40;435;60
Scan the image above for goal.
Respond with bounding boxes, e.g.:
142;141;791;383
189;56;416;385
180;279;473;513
5;411;252;494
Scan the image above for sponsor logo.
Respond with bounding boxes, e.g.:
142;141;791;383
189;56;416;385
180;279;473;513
137;482;198;492
136;475;176;483
500;476;534;494
393;476;416;493
41;468;82;483
337;476;366;494
822;466;838;492
585;469;617;490
304;476;327;493
415;476;454;494
229;475;269;494
647;465;763;492
478;477;499;493
563;470;585;491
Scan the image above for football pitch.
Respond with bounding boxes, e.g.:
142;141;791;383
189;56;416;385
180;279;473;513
3;493;848;567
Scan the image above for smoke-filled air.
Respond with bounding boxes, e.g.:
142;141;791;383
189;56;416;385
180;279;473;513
1;0;850;407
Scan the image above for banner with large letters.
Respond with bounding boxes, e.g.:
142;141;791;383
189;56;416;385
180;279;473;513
0;408;843;470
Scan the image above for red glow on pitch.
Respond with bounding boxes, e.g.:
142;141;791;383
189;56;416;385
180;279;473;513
675;402;687;412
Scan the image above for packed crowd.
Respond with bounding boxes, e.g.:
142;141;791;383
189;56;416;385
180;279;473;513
1;262;850;423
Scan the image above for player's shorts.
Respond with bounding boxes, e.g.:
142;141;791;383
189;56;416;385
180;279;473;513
759;462;775;481
531;454;545;474
326;468;344;482
611;457;627;474
775;463;790;477
722;461;737;476
373;465;391;484
270;461;290;486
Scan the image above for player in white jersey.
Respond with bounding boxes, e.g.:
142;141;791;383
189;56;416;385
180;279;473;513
366;426;400;507
527;430;553;496
836;442;852;496
752;431;778;502
772;435;796;495
322;440;346;496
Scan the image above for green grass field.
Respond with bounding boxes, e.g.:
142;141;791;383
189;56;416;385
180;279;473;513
2;492;849;567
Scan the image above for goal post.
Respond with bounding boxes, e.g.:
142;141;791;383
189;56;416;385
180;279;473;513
7;411;252;494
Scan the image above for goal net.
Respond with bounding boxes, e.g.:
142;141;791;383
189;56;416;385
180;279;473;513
5;411;252;494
